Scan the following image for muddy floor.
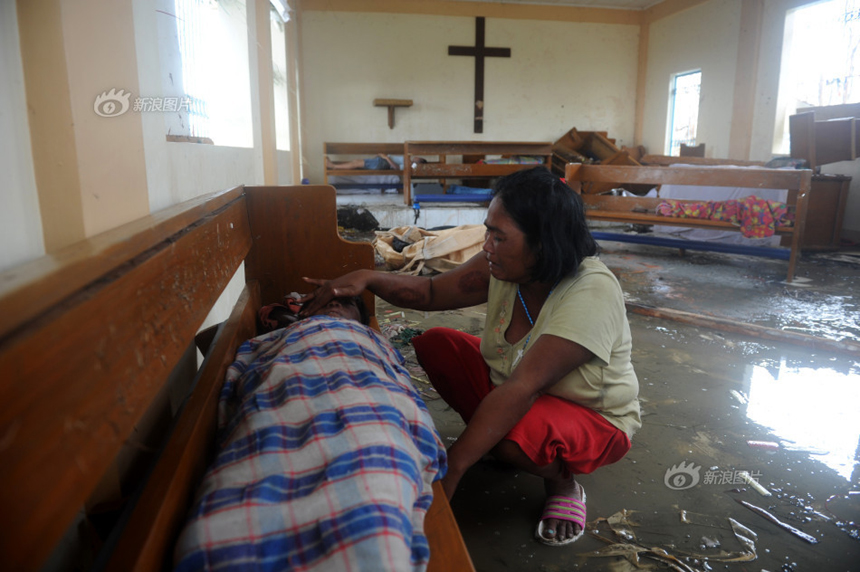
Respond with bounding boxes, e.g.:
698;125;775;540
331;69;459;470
369;238;860;572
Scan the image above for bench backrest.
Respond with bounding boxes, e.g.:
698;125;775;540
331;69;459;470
0;185;374;570
324;142;405;156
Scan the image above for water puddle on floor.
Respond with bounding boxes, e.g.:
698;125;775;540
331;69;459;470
742;360;860;482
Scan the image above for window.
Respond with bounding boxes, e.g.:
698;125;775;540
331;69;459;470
666;70;702;156
774;0;860;153
172;0;252;147
270;5;290;151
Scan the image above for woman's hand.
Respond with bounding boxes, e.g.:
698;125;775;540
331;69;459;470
298;270;370;318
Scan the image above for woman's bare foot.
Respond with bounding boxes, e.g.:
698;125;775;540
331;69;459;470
538;477;584;543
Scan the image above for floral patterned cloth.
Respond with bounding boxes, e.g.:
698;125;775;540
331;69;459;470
655;196;793;239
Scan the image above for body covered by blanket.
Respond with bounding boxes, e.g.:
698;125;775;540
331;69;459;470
174;316;447;572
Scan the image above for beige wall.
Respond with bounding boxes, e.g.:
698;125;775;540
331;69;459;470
133;0;269;212
750;0;860;238
299;10;639;182
1;0;44;270
2;0;302;275
640;0;743;158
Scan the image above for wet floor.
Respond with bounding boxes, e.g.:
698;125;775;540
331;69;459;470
373;240;860;572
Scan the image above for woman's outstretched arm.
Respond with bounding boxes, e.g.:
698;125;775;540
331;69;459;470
299;250;491;317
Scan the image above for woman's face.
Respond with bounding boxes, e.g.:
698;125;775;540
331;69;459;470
483;198;538;284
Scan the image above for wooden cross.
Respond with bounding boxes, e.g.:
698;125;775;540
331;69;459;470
448;17;511;133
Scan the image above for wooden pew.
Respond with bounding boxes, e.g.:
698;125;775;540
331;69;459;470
564;164;813;283
0;185;474;572
324;142;406;191
403;141;553;205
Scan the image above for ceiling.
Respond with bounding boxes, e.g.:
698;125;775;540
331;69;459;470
455;0;662;9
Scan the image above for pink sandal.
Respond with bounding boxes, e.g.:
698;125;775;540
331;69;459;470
534;486;587;546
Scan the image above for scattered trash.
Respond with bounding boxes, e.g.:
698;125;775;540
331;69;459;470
747;440;780;450
825;491;860;541
735;499;819;544
582;510;757;570
729;389;748;404
336;205;379;231
738;471;771;497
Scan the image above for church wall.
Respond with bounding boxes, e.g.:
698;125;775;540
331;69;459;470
133;0;264;214
640;0;743;159
299;11;639;183
0;0;44;270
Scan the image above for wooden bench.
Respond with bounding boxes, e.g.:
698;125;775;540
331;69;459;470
564;164;814;282
324;142;406;191
640;154;850;252
0;185;474;571
403;141;553;206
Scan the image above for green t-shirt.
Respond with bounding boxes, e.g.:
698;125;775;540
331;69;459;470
479;257;642;438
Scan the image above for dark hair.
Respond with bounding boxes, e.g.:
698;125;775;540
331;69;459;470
492;166;597;283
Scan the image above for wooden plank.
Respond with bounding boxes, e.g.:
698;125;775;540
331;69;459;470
426;481;475;572
243;186;376;318
0;186;244;343
405;141;552;156
786;173;812;281
324;142;405;155
572;165;806;191
373;98;412;107
585;132;622;161
585;210;795;234
0;197;252;570
321;168;403;177
411;163;544;178
105;282;261;572
640;154;764;167
789;112;817;167
814;117;856;165
583;195;664;212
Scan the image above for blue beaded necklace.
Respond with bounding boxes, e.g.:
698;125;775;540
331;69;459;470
513;282;557;366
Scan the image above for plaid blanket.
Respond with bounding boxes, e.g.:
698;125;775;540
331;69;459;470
174;316;447;572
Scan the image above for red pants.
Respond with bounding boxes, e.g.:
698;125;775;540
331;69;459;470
412;327;631;475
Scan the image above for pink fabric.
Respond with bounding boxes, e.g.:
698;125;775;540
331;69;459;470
656;196;794;238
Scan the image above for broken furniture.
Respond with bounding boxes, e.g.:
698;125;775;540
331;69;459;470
323;142;405;191
551;128;641;179
564;163;813;282
789;107;854;249
789;104;860;171
680;143;706;157
0;185;474;572
403;141;553;206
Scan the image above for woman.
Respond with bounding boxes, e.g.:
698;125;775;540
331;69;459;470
299;167;640;546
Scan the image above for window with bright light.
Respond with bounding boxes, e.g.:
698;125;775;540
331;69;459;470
270;6;290;151
172;0;252;147
666;70;702;156
774;0;860;153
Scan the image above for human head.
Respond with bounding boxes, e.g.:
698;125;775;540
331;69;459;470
312;295;370;325
491;166;597;283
